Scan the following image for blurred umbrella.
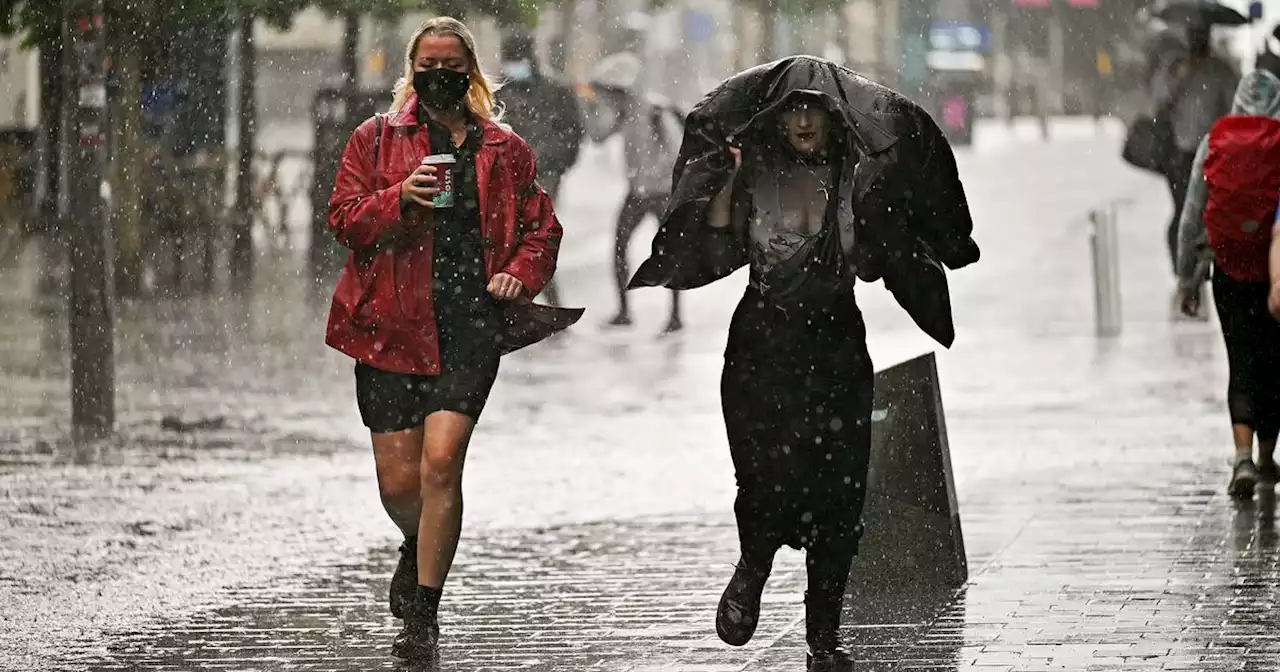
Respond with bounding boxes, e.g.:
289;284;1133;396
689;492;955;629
1150;0;1250;26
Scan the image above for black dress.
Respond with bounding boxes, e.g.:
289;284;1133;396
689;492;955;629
718;155;874;630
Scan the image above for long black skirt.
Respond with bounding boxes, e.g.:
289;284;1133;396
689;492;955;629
721;286;874;561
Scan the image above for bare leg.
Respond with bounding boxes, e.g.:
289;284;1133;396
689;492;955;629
416;410;476;588
371;427;425;536
1233;423;1255;464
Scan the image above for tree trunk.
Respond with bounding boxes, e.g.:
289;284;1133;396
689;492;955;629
230;6;256;295
342;11;360;96
106;1;146;297
549;0;570;75
760;5;777;62
64;0;116;441
38;40;67;299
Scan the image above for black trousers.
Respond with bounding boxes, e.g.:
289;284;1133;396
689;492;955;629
1164;149;1197;275
1213;270;1280;444
721;287;873;645
614;191;680;320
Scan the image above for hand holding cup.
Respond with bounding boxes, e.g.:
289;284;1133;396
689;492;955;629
400;165;440;209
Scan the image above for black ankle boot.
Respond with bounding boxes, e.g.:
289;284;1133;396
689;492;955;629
806;648;854;672
389;537;417;619
716;557;771;646
804;589;849;667
391;591;440;663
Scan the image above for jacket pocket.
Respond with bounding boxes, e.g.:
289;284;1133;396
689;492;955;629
348;250;399;329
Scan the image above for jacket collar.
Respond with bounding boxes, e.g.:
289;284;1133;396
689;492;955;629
388;92;509;146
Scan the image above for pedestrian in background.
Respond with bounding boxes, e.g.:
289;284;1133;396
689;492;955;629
497;28;585;306
584;51;684;333
324;16;580;664
629;56;979;671
1177;25;1280;498
1154;18;1238;310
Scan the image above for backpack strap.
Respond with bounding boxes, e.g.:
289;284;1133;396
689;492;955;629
372;113;384;163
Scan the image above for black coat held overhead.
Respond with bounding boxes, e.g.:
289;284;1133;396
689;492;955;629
627;56;981;348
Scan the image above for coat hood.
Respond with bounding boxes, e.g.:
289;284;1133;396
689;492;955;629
1230;69;1280;117
628;56;980;348
695;55;902;155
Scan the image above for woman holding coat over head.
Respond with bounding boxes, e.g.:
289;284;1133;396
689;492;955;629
629;56;980;671
324;16;581;664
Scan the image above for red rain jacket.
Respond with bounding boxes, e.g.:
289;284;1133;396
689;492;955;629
325;93;574;375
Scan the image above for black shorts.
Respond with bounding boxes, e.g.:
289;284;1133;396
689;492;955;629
354;358;500;433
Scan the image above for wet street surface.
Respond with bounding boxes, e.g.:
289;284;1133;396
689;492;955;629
3;119;1279;671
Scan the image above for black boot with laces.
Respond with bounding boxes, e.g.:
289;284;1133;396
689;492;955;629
805;590;853;671
389;537;417;618
391;587;440;664
715;557;771;646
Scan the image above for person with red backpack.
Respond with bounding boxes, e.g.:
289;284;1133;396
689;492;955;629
1177;25;1280;498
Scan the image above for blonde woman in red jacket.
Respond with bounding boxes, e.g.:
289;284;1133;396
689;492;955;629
324;16;579;663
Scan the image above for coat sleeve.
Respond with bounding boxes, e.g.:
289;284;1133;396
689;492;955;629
501;139;562;297
1176;136;1213;291
627;101;749;290
900;110;981;270
327;117;405;251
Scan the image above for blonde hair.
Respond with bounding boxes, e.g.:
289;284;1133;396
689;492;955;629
390;17;501;122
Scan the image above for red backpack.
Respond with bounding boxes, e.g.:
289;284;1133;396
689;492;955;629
1202;115;1280;283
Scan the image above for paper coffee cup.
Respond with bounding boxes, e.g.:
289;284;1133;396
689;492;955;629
422;154;456;208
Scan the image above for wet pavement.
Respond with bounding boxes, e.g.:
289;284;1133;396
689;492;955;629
3;118;1279;671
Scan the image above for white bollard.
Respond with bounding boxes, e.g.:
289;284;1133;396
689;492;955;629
1089;208;1122;338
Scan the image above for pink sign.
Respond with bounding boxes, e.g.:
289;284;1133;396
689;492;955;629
942;96;968;131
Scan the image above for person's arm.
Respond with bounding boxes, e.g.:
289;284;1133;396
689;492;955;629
1269;203;1280;322
328;116;437;250
1176;137;1212;292
706;147;741;229
495;140;562;299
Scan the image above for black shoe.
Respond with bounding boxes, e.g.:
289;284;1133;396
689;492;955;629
1230;459;1260;499
716;559;771;646
389;538;417;619
605;311;632;327
807;648;854;672
1257;460;1280;484
391;609;439;663
662;316;683;334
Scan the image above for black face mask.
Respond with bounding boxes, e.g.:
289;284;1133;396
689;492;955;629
414;68;471;110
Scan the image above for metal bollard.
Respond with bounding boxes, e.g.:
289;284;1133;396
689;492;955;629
1089;207;1122;337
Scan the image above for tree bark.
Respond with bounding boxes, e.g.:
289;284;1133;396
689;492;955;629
64;0;116;441
760;5;777;63
38;39;67;299
105;0;146;297
231;5;256;295
549;0;570;75
342;11;359;96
